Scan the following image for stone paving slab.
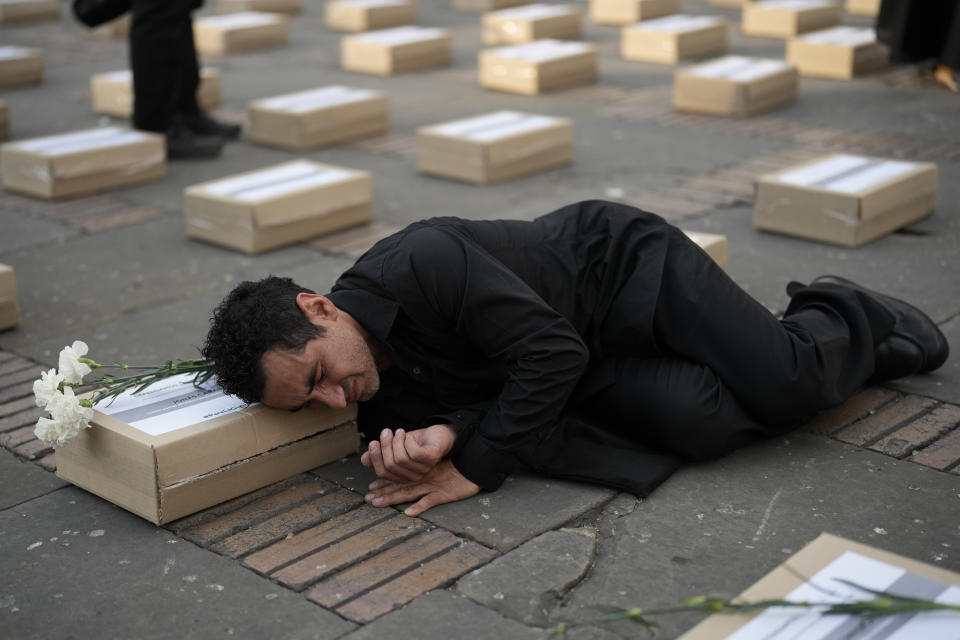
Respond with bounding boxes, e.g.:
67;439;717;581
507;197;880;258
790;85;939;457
0;448;66;511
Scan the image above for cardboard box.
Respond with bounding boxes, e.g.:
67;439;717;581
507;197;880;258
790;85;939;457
193;12;289;55
621;14;727;64
0;263;20;331
589;0;677;26
673;55;797;116
787;26;888;78
248;86;389;150
742;0;843;38
678;533;960;639
845;0;879;16
754;153;937;247
325;0;417;32
1;127;166;200
417;110;573;184
0;45;44;88
91;68;222;118
56;374;360;525
88;13;130;40
683;230;727;268
0;0;59;23
452;0;529;12
341;26;452;75
479;39;597;95
483;4;581;46
707;0;753;6
0;99;8;142
218;0;302;14
185;160;373;253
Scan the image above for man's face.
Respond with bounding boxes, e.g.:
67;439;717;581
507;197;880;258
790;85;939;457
259;312;381;412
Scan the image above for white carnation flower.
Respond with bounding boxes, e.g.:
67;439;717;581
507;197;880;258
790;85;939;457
33;368;65;409
35;387;94;448
58;340;92;385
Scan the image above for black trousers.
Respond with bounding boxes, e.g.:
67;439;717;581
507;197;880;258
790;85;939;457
129;0;202;132
877;0;960;68
524;225;896;495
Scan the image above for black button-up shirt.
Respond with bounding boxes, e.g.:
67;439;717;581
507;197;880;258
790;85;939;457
327;200;672;491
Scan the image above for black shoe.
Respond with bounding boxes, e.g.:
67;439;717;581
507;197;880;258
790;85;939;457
181;111;242;141
164;122;225;159
789;275;949;379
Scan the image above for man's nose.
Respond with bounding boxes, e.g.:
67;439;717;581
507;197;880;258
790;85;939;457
311;383;346;410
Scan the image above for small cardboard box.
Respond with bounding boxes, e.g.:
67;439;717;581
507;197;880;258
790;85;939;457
787;26;888;78
417;110;573;184
194;12;289;55
185;160;373;253
673;55;797;116
248;86;389;150
452;0;529;12
683;230;727;268
479;39;597;95
754;154;937;247
742;0;842;38
678;533;960;639
325;0;417;32
218;0;302;14
0;45;44;88
483;4;581;46
56;374;360;525
91;68;222;118
707;0;752;6
589;0;677;26
88;13;130;40
341;26;452;75
0;0;59;23
1;127;166;200
622;14;727;64
0;263;20;331
0;99;8;142
845;0;879;16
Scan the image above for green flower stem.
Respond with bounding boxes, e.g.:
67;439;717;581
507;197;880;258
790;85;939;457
65;359;215;407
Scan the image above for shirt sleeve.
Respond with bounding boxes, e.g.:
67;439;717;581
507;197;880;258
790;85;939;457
383;226;589;491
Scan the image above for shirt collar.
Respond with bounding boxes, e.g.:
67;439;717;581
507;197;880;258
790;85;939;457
326;288;399;346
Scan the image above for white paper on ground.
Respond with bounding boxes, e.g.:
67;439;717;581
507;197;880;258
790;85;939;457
196;11;281;29
96;373;251;436
632;14;723;33
491;4;575;19
15;127;152;155
799;26;876;46
724;551;960;640
256;86;377;112
354;25;445;45
201;161;353;200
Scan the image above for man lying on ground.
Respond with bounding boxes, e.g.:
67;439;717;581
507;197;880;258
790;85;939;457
202;200;949;516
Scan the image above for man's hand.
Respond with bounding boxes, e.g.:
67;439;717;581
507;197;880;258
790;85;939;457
360;424;456;483
365;459;480;517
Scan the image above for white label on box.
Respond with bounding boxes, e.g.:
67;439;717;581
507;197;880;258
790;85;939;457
800;26;876;46
755;0;834;9
822;160;915;194
197;11;281;29
467;115;559;141
0;45;35;60
777;154;871;186
99;70;133;83
354;25;445;45
96;373;251;436
431;111;526;137
728;59;790;81
338;0;410;6
777;154;917;194
491;4;574;19
632;14;723;33
15;127;152;156
256;86;377;112
202;161;353;201
493;39;591;62
689;55;754;77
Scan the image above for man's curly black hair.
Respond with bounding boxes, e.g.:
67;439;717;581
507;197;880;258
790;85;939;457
202;276;326;404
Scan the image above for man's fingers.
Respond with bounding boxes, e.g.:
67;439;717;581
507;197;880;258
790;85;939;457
378;428;396;475
403;494;440;517
391;429;433;480
365;481;428;508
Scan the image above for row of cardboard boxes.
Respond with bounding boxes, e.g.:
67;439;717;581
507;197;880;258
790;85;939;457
0;115;937;251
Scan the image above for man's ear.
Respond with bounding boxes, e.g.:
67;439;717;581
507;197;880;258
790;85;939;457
296;293;339;323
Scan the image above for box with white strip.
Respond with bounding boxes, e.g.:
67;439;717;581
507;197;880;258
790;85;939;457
0;0;59;23
0;100;8;142
682;230;727;268
417;110;573;184
589;0;676;26
845;0;879;17
453;0;529;13
787;27;888;78
0;263;20;331
248;86;389;150
742;0;842;38
325;0;416;32
673;55;797;116
479;39;597;95
754;154;937;247
483;4;581;46
621;14;727;64
193;12;289;55
218;0;302;14
91;68;222;118
341;26;452;74
0;127;166;200
0;45;44;88
706;0;753;7
184;160;373;253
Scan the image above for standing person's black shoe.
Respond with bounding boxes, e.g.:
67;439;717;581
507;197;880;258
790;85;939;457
164;120;225;159
181;111;242;140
